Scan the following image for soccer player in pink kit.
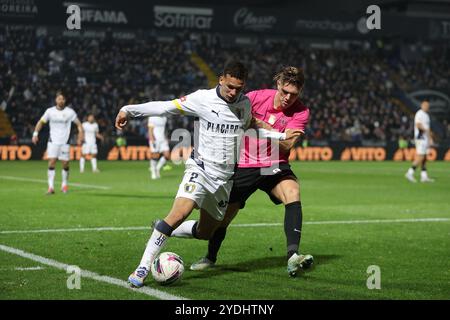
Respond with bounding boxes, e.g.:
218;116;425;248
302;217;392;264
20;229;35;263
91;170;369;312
190;66;313;277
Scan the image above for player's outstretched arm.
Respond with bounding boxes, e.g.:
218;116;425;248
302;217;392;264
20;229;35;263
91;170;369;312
116;101;182;130
115;111;128;130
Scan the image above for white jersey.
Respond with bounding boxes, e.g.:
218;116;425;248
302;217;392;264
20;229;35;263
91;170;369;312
82;121;99;145
41;106;78;144
414;109;430;141
174;88;252;182
148;116;167;141
122;87;252;182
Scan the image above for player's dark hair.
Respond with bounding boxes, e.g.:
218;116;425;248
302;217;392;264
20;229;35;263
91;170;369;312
222;60;248;81
274;66;305;89
55;90;66;98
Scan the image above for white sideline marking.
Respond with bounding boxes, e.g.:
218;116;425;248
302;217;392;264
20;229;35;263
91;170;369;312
304;217;450;225
14;266;45;271
0;226;149;234
0;244;188;300
0;218;448;235
0;266;45;271
14;266;44;271
0;175;111;190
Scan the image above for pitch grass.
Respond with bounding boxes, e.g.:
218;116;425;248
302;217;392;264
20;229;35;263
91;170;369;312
0;160;449;300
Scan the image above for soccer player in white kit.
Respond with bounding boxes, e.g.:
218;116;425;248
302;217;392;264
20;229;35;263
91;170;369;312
405;100;434;183
115;61;302;287
80;114;104;173
148;116;170;179
32;91;84;194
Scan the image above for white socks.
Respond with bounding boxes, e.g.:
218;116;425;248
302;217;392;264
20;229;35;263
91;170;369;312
91;158;97;171
62;169;69;187
150;159;158;172
150;159;158;178
80;157;85;172
150;159;157;171
48;168;69;189
47;169;55;189
420;170;428;180
171;220;196;238
139;229;169;269
81;157;98;172
156;157;167;172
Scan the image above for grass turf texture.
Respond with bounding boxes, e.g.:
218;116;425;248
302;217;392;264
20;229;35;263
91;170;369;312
0;161;449;300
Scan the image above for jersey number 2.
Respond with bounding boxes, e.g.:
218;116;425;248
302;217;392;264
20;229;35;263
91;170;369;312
189;173;199;183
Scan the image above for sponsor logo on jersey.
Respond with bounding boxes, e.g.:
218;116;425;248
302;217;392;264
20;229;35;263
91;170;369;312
51;114;70;124
268;115;276;125
206;122;240;134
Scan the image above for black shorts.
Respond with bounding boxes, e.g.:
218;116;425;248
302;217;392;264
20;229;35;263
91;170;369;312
229;163;297;209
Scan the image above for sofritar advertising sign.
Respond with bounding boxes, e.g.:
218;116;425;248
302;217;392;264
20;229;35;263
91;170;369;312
154;5;213;30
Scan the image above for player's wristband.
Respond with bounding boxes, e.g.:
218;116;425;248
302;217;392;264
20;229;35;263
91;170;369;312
257;128;286;141
33;131;38;137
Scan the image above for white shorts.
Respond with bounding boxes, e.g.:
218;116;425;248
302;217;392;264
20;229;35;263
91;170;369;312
415;139;429;155
150;140;169;154
82;143;98;155
175;164;233;221
47;142;70;161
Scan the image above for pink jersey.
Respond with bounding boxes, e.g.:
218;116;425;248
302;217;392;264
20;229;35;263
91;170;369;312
238;89;310;168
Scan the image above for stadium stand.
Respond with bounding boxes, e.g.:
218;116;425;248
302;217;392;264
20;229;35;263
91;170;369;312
1;25;448;146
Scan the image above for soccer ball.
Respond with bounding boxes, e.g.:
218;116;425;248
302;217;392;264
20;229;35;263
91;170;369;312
150;252;184;285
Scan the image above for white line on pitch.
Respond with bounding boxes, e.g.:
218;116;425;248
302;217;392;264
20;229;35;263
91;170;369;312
0;244;187;300
302;217;450;225
0;226;149;234
0;218;448;235
15;266;45;271
0;266;45;271
231;218;450;227
0;175;111;190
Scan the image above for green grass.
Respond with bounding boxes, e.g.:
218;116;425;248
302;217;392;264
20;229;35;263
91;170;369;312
0;160;449;300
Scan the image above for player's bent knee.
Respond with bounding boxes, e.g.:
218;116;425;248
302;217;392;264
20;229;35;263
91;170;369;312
283;187;300;203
